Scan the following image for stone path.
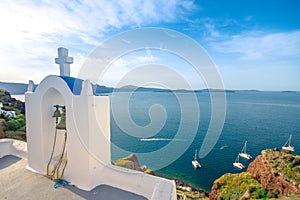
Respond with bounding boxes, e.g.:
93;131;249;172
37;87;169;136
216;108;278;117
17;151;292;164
0;155;147;200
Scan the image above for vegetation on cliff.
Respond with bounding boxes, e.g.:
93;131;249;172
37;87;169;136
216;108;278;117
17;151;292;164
210;149;300;200
264;149;300;184
209;172;270;199
113;154;154;175
0;89;26;141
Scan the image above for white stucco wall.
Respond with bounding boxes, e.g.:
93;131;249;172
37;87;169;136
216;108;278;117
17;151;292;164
0;139;27;159
24;75;176;200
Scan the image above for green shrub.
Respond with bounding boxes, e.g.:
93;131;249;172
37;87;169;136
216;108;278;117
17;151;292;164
17;126;26;132
253;187;268;199
17;118;25;126
214;172;262;199
6;119;21;131
17;114;25;119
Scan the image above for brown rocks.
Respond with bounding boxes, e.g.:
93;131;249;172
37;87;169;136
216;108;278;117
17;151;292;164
0;119;8;138
247;150;300;196
209;181;221;200
209;149;300;199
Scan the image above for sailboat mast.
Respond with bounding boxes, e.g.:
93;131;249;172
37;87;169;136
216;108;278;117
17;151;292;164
289;135;292;146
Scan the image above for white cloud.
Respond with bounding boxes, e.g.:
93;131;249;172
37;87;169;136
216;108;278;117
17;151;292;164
210;31;300;60
98;50;208;90
0;0;195;83
204;21;221;38
71;52;87;78
244;16;253;22
99;53;160;87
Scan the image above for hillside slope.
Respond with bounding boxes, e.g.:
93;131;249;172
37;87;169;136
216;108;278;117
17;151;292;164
210;149;300;200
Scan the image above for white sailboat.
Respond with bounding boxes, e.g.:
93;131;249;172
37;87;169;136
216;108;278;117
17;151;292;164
239;141;252;160
233;154;245;169
282;134;294;152
192;149;201;168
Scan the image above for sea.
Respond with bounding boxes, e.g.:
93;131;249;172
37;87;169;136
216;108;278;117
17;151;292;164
13;91;300;192
11;94;25;102
109;91;300;192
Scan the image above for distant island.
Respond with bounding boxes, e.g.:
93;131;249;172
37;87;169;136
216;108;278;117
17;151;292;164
1;81;299;95
0;81;32;94
282;91;297;93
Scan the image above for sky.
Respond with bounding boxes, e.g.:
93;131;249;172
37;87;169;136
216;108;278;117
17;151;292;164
0;0;299;90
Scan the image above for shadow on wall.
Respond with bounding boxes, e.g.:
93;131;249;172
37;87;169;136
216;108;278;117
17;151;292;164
65;184;148;200
0;155;21;170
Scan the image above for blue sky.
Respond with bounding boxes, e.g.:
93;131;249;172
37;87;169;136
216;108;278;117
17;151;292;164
0;0;299;90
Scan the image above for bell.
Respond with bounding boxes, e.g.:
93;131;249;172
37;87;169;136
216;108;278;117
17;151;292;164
56;106;66;130
52;106;61;124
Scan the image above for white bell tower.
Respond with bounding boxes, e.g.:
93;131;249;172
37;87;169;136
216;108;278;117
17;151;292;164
25;47;176;200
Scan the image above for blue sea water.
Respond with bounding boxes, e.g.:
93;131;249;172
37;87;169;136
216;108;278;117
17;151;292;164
109;91;300;192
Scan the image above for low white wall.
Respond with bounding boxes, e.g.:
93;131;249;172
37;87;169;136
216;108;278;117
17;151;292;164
0;139;27;159
0;138;177;199
98;164;177;200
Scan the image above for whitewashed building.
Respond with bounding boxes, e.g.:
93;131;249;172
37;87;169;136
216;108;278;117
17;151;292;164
24;47;177;200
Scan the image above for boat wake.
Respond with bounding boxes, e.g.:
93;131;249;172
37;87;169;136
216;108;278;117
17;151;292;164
220;145;228;150
238;102;300;108
139;138;188;142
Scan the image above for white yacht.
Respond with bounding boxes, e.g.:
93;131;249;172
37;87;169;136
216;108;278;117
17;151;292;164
192;149;201;168
233;155;245;169
282;134;294;152
239;141;252;160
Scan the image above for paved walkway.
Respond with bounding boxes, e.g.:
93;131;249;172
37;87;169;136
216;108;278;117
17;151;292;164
0;155;147;200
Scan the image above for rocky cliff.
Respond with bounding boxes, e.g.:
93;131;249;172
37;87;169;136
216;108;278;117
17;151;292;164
113;154;153;174
248;149;300;196
0;89;25;114
210;149;300;200
0;90;26;140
